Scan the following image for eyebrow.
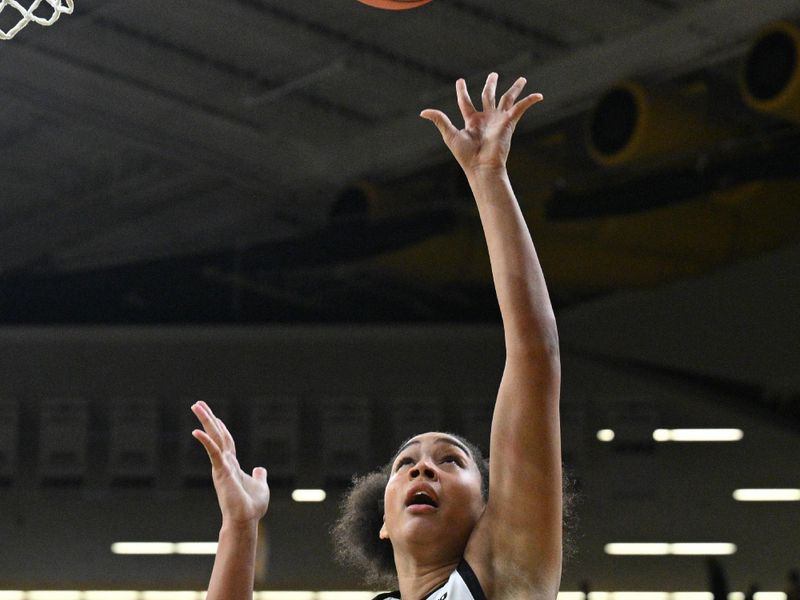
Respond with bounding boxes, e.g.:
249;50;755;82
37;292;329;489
395;436;472;459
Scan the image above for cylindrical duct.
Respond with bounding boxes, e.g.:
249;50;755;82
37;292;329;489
329;181;382;221
586;80;726;167
740;21;800;122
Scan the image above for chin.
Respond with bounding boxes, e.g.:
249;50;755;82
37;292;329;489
401;517;470;549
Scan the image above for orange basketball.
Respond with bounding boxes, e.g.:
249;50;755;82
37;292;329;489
357;0;433;9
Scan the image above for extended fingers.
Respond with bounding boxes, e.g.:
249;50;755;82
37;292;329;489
217;418;236;455
509;92;544;123
252;466;268;483
192;428;222;467
482;72;498;111
498;77;527;111
192;402;234;453
455;78;476;123
420;108;458;143
192;401;222;438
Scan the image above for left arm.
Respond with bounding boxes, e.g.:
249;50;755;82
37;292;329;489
191;401;270;600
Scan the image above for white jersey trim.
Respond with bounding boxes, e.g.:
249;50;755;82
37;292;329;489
372;559;488;600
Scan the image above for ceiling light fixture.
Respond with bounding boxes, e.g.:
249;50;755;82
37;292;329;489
111;542;219;555
596;429;616;442
174;543;218;555
605;543;736;555
291;489;327;502
111;542;174;555
652;429;743;442
733;488;800;501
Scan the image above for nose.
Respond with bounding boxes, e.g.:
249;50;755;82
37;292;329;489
409;459;437;480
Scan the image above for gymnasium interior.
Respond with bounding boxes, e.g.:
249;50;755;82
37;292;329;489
0;1;799;598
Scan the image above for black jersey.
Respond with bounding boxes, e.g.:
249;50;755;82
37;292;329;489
372;559;488;600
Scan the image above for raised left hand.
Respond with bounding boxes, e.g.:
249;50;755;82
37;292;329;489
191;401;270;527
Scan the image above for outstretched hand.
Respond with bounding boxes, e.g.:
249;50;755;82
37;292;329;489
191;401;270;526
420;72;542;174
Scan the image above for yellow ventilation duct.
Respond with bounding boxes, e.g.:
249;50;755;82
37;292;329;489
740;21;800;122
586;80;728;168
335;134;569;286
350;178;800;295
536;179;800;293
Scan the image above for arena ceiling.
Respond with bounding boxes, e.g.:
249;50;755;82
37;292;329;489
1;0;798;412
0;0;797;282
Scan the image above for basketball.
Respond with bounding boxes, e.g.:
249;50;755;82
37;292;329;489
357;0;433;9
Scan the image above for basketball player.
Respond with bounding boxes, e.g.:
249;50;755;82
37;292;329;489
192;73;563;600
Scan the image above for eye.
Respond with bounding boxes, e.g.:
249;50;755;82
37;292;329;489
441;455;463;466
395;456;414;470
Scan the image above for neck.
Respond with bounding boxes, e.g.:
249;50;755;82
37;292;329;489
393;548;460;600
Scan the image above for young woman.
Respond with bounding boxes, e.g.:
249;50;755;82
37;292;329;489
191;73;563;600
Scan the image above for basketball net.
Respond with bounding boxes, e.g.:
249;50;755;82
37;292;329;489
0;0;74;40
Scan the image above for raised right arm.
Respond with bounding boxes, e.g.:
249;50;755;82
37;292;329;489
421;75;562;598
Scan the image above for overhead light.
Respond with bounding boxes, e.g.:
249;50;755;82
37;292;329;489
605;543;670;555
291;489;327;502
318;594;378;600
513;595;785;600
111;542;218;555
670;543;737;555
584;595;714;600
593;594;669;600
596;429;615;442
733;488;800;501
255;593;315;600
652;429;743;442
28;594;81;600
84;593;139;600
174;543;218;555
605;543;736;555
111;542;174;555
141;593;202;600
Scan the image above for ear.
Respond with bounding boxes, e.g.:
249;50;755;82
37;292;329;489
379;515;389;540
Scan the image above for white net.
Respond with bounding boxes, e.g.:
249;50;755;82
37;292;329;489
0;0;74;40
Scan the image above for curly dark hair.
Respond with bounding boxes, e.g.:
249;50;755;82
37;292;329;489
331;433;578;589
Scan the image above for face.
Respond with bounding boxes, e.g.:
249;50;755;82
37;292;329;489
380;432;485;555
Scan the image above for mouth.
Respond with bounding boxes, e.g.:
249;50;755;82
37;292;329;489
405;486;439;510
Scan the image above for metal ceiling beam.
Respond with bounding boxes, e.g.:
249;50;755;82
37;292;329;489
232;0;459;83
0;168;223;274
90;14;376;124
330;0;800;184
0;42;327;195
440;0;571;49
51;194;305;274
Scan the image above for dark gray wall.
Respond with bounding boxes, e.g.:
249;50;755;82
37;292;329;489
0;325;797;593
